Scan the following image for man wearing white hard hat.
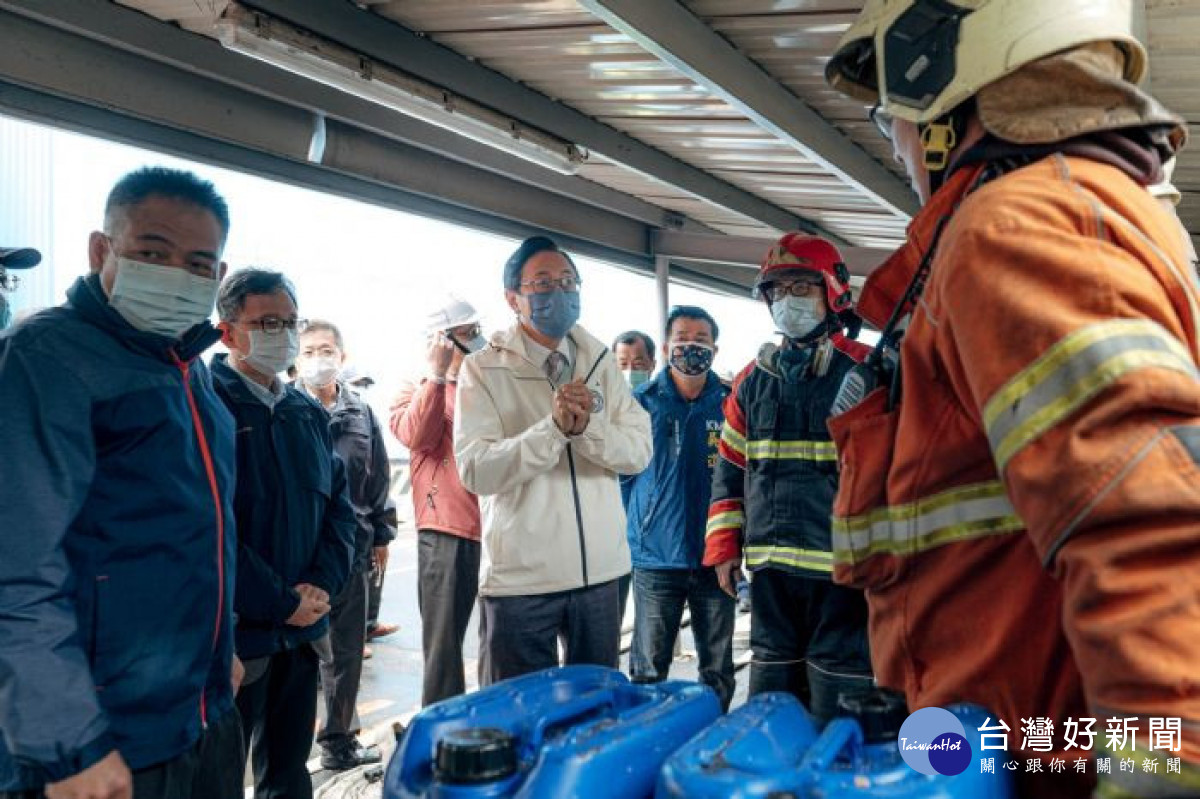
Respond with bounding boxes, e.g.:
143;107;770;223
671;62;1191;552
389;295;484;705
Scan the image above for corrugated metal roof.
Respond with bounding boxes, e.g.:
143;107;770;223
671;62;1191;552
369;0;909;245
1146;0;1200;251
113;0;1196;254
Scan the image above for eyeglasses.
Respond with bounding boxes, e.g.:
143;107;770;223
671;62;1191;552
447;323;482;340
764;280;824;302
519;275;582;294
300;345;339;359
869;104;894;142
237;317;308;334
0;272;18;293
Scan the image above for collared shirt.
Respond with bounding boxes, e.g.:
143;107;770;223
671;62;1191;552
231;364;286;409
521;329;575;384
298;380;344;413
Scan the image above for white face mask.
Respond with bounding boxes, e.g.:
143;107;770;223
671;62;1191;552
108;258;218;339
771;295;825;340
299;356;340;387
244;328;299;378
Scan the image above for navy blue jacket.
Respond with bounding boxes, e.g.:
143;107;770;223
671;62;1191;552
297;382;397;573
0;275;237;789
621;369;728;570
211;355;356;659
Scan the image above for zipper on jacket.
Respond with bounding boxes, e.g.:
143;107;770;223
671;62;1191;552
545;345;609;591
565;445;589;587
173;354;224;728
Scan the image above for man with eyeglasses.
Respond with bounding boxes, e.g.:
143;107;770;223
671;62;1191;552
703;233;874;723
0;168;242;799
293;319;394;769
211;269;356;799
390;296;484;706
455;236;652;684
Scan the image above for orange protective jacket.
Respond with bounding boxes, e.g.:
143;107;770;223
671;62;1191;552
830;155;1200;798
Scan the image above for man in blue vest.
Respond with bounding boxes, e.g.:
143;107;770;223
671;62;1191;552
622;305;736;709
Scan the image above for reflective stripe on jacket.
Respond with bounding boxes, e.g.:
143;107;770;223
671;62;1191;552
703;335;868;578
830;155;1200;796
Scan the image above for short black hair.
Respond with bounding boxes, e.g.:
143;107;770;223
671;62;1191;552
503;235;577;291
301;318;344;350
104;167;230;243
612;330;655;357
217;268;297;322
666;305;719;342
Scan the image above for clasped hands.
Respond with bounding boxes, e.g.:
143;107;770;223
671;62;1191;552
552;379;592;436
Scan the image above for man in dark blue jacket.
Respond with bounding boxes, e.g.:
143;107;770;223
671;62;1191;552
211;269;356;799
0;167;242;799
621;305;736;709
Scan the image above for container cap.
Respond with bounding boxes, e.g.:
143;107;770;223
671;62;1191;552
838;689;909;744
434;727;518;785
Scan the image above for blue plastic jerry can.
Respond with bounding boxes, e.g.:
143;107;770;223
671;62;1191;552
384;665;721;799
657;693;1016;799
801;704;1014;798
655;692;819;799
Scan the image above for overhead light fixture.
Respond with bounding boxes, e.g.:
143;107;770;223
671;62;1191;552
215;4;588;175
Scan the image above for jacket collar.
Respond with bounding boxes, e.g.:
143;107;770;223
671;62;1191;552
488;322;609;379
856;164;987;330
211;352;303;409
67;274;223;365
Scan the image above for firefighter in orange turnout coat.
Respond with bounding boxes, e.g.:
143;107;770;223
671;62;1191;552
825;2;1200;797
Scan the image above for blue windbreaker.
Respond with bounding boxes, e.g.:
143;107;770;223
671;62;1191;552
621;369;728;570
0;275;237;789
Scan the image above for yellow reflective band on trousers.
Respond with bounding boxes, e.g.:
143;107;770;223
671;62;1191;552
832;481;1024;564
744;545;834;573
705;510;745;538
983;320;1199;472
720;423;746;458
745;439;838;462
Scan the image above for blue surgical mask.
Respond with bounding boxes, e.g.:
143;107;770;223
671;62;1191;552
244;328;299;377
622;368;651;389
771;295;824;340
526;290;580;340
109;258;218;339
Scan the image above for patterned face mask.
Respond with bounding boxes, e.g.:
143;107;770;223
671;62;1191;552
668;342;715;376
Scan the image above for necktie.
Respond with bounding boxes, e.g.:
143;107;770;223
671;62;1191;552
544;351;567;384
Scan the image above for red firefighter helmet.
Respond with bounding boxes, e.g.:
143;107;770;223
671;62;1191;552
752;233;854;314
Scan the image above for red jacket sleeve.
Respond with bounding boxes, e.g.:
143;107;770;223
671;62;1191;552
390;379;448;453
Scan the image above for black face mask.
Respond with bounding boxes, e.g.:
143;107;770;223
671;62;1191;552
668;342;715;376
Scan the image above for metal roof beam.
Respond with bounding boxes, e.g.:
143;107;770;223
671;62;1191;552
578;0;920;219
0;0;707;235
238;0;822;238
0;8;654;268
654;230;890;278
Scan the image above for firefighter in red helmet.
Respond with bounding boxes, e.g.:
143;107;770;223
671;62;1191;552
703;232;874;722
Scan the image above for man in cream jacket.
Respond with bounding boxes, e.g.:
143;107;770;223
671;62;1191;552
455;236;652;683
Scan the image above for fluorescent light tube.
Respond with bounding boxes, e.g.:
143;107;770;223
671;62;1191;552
215;5;587;175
